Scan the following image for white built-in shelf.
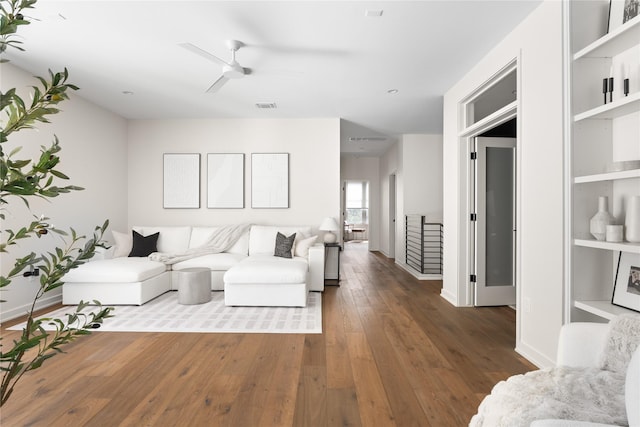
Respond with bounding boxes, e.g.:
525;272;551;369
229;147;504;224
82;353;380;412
574;169;640;183
574;92;640;121
574;15;640;59
574;300;636;320
574;238;640;253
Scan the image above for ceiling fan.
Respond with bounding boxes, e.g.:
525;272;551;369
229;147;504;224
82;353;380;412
180;39;251;93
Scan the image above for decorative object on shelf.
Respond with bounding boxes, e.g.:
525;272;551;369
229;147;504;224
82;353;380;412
609;75;614;103
603;77;609;104
623;0;640;23
612;252;640;313
607;0;638;33
606;224;624;242
590;196;615;241
625;195;640;242
251;153;289;208
319;217;339;243
207;153;244;209
163;153;201;209
624;78;630;96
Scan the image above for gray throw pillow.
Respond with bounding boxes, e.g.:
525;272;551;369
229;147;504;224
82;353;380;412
274;232;296;258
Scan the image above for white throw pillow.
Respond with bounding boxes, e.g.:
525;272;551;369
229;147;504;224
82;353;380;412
294;235;317;257
112;230;132;258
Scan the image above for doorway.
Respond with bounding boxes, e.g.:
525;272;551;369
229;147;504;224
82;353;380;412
344;180;369;250
472;133;516;306
388;174;396;259
459;60;519;308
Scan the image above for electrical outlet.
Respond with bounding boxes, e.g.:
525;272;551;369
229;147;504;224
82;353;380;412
523;297;531;313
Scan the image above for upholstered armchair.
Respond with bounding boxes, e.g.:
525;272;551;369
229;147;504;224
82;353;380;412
470;314;640;427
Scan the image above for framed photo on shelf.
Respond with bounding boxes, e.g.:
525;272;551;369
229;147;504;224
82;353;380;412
608;0;639;33
612;252;640;312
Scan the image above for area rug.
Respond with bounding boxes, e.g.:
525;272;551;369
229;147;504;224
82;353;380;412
9;291;322;334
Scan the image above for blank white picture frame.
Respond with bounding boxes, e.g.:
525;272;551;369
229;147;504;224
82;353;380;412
207;153;244;208
251;153;289;208
163;153;200;209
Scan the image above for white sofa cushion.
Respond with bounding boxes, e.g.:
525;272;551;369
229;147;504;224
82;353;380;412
132;226;192;254
294;235;318;257
112;230;133;258
248;225;311;256
63;258;167;283
172;253;247;271
224;254;308;284
189;226;249;255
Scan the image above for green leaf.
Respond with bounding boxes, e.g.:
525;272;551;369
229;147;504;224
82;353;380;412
48;169;69;180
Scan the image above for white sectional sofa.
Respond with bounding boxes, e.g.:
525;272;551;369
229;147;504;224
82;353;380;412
62;224;324;307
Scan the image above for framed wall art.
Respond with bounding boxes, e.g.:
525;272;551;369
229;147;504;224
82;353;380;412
608;0;639;33
163;153;200;209
251;153;289;209
612;251;640;313
207;153;244;208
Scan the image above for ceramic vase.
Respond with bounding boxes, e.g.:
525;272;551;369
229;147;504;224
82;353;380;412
590;196;614;241
626;195;640;243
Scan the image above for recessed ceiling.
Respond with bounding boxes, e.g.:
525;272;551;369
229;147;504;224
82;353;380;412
3;1;542;156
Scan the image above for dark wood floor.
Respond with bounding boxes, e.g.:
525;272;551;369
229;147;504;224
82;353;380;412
1;242;535;426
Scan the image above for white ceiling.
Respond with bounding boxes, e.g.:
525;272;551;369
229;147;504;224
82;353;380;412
4;0;541;156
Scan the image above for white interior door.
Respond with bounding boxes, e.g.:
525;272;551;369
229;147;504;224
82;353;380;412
474;137;516;306
389;174;396;259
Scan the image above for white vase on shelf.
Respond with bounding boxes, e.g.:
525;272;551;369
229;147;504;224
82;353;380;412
625;196;640;243
590;196;614;241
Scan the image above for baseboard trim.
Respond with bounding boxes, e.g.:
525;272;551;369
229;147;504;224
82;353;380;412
1;293;61;323
396;262;442;281
440;288;459;306
515;341;555;369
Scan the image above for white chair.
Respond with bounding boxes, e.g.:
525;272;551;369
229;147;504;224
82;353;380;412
470;315;640;427
530;322;640;427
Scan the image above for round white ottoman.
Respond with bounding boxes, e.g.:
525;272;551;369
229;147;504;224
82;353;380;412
177;267;211;305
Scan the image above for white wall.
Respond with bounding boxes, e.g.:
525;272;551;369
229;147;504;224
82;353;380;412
379;134;443;264
402;134;443;221
340;156;380;250
442;0;563;367
0;63;128;321
380;142;401;258
126;118;340;236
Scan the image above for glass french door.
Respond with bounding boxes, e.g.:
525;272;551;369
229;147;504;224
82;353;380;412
473;137;516;306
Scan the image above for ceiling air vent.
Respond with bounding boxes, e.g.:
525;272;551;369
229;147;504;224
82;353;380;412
348;137;387;142
256;102;277;109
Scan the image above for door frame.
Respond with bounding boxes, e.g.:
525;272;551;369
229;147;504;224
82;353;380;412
457;57;520;303
461;107;519;306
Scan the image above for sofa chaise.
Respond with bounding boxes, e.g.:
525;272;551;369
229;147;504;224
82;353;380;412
62;224;324;307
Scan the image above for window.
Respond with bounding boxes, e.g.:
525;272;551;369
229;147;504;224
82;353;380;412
346;181;368;225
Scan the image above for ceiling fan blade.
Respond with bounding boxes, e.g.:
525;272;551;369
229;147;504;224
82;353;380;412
179;42;229;66
206;75;229;93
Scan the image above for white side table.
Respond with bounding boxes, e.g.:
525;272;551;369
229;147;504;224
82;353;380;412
177;268;211;305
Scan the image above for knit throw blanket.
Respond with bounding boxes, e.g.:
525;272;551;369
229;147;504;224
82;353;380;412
148;223;251;265
469;314;640;427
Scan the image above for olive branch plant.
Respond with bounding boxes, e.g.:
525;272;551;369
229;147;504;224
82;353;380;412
0;0;113;406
